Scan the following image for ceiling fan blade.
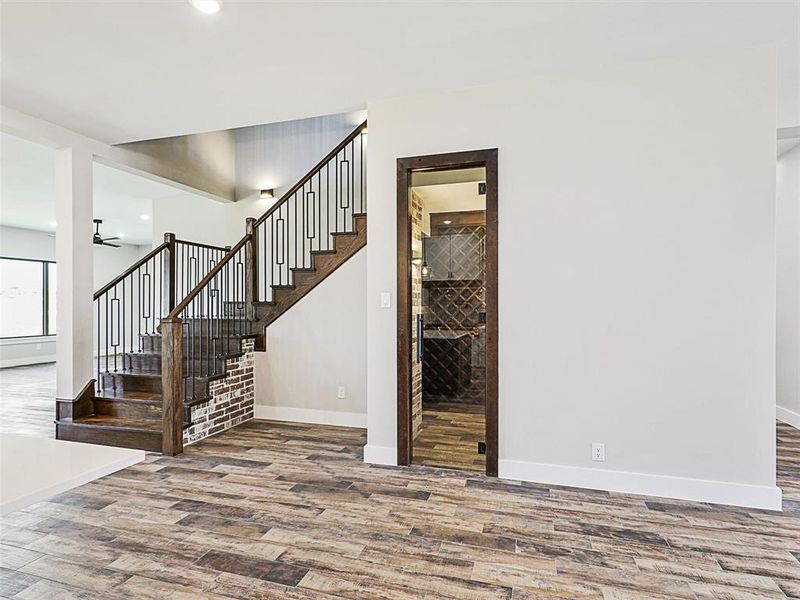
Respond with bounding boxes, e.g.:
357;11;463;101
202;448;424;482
103;242;121;248
102;236;120;241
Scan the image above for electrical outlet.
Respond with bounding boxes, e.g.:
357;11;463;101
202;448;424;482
380;292;391;308
591;442;605;462
337;386;346;399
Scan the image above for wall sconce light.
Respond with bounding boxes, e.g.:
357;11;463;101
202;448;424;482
260;189;274;200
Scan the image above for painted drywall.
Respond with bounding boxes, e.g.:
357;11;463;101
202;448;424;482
254;249;366;427
777;143;800;427
365;46;779;508
150;111;367;251
0;225;148;367
111;129;236;202
234;111;366;202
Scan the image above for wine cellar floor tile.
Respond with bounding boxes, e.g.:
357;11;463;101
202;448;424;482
1;418;796;599
413;403;486;472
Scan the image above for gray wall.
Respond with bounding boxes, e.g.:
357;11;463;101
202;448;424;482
234;111;366;202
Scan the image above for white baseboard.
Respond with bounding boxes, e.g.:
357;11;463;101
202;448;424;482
363;444;397;466
0;355;56;369
253;405;366;428
777;405;800;429
499;459;782;511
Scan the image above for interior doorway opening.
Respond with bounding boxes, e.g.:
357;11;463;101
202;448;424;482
397;150;498;476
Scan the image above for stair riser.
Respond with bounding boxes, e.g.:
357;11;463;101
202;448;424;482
101;371;214;401
101;372;162;394
125;353;233;374
93;399;162;420
56;423;162;453
139;336;245;355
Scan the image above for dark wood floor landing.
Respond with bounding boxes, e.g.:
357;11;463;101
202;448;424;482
0;419;797;599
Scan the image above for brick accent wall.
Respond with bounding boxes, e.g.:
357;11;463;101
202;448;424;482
184;337;255;445
411;190;424;438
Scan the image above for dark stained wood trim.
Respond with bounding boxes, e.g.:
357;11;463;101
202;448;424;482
396;149;499;476
55;378;96;422
162;232;177;313
160;317;184;456
484;150;499;477
396;164;412;467
245;217;257;321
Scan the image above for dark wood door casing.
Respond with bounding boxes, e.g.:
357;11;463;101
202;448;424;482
396;149;499;477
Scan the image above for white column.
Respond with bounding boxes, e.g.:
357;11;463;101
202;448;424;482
55;147;94;399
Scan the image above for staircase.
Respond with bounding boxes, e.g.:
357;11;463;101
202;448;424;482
55;121;368;455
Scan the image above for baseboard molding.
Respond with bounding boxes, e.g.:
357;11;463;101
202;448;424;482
0;356;56;369
499;459;782;511
363;444;397;466
253;405;366;428
777;405;800;429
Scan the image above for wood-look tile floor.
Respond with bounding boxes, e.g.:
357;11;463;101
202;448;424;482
413;403;486;472
0;363;55;438
1;419;797;599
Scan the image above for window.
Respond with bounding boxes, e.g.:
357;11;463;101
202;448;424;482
0;257;56;338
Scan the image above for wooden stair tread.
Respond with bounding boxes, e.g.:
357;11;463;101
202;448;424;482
94;390;161;402
63;415;162;431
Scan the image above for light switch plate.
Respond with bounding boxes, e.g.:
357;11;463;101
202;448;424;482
337;386;346;399
380;292;391;308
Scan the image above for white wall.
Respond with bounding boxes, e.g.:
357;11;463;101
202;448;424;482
365;46;779;509
0;225;148;367
777;144;800;427
254;249;366;426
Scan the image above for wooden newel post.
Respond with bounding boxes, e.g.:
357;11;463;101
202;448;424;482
160;316;183;456
245;218;257;320
162;232;177;315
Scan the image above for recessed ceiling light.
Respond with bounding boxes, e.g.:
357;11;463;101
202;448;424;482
443;220;452;225
139;214;150;221
190;0;221;14
48;221;57;227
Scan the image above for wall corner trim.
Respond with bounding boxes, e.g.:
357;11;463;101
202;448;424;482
498;459;782;511
253;406;366;428
778;406;800;430
363;444;397;466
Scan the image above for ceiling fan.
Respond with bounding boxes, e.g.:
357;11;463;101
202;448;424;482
93;219;120;247
48;219;121;247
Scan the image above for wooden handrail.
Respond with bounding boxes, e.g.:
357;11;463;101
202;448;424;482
175;238;229;252
93;242;169;300
167;233;252;318
254;120;367;227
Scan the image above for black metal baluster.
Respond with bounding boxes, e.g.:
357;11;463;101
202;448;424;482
360;131;364;214
122;279;126;370
335;153;339;233
96;300;101;392
326;162;330;250
104;293;109;378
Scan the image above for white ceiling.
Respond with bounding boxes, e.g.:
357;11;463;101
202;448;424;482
413;181;487;214
0;132;195;245
1;1;796;144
